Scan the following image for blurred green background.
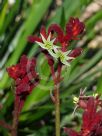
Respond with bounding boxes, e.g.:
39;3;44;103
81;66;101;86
0;0;102;135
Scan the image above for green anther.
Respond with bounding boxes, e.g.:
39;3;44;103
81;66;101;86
53;48;75;66
45;42;52;50
58;51;65;61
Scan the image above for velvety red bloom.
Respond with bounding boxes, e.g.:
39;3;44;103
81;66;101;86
69;48;83;58
64;128;79;136
7;55;39;101
28;17;84;66
28;17;84;50
64;97;102;136
81;97;102;136
66;17;85;40
28;25;50;43
48;17;85;51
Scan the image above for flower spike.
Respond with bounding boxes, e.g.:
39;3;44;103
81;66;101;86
65;92;102;136
28;17;85;66
7;55;39;111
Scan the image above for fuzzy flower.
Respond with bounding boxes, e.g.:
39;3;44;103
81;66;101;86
7;55;39;104
53;48;74;66
28;17;84;66
48;17;85;50
35;33;59;57
53;47;82;66
28;26;58;57
66;17;85;40
64;96;102;136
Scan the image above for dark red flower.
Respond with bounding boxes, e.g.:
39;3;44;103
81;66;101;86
64;128;79;136
7;55;39;101
69;48;83;58
28;25;50;43
66;17;85;40
28;17;84;66
64;97;102;136
48;17;85;51
28;17;84;49
81;97;102;136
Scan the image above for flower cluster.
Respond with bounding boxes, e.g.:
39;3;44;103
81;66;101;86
64;96;102;136
7;55;39;101
28;17;84;66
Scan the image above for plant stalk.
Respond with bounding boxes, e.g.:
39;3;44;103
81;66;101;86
46;54;62;136
11;96;20;136
55;84;60;136
54;64;62;136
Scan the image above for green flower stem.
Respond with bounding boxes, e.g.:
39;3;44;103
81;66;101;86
45;52;62;136
55;64;62;136
54;84;60;136
49;62;62;136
